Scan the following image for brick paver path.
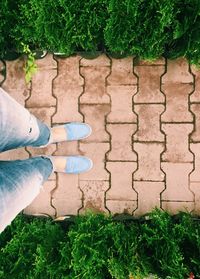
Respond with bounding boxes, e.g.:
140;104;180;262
0;54;200;218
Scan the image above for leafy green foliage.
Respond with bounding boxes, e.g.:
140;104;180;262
0;210;200;278
13;0;109;55
1;0;200;65
21;43;37;83
104;0;175;60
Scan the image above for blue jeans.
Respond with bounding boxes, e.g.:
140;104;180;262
0;88;54;233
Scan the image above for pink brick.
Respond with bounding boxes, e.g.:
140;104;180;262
107;57;137;85
24;180;56;216
134;104;165;141
26;55;57;107
0;148;29;161
161;83;193;122
135;58;165;66
80;66;110;104
190;104;200;141
106;162;137;200
54;141;79;156
133;143;164;181
2;58;31;105
52;56;83;123
190;65;200;102
162;58;193;83
162;124;193;162
80;104;110;142
106;200;137;215
107;124;137;161
52;173;82;216
107;86;137;123
79;181;109;213
80;54;110;67
190;182;200;214
190;143;200;181
134;181;165;216
161;162;194;201
161;201;194;214
79;142;110;180
134;65;165;103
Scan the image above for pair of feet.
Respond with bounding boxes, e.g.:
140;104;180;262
47;122;93;174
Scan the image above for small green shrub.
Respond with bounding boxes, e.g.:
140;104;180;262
0;210;200;278
165;0;200;65
13;0;109;55
104;0;175;60
0;0;19;57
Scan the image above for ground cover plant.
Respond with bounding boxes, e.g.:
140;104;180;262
0;209;200;279
1;0;200;65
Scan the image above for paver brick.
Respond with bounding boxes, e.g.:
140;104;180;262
107;124;137;161
135;58;165;66
79;142;110;180
133;143;164;181
52;56;83;123
24;180;56;216
80;54;110;67
2;58;31;105
134;181;165;215
0;148;29;161
106;86;137;123
190;143;200;181
190;65;200;102
80;66;110;104
161;83;193;122
134;104;165;142
162;58;193;84
107;57;137;85
106;200;137;214
190;104;200;142
26;55;57;107
106;162;137;200
80;104;110;142
134;65;165;103
190;182;200;214
79;180;109;213
161;201;194;214
161;162;194;201
161;124;193;162
52;173;82;216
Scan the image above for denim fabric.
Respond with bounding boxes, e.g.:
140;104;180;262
0;87;51;152
0;88;53;233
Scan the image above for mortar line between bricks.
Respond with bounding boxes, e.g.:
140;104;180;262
103;54;112;214
159;57;167;210
188;62;196;201
132;56;140;214
77;56;86;214
49;54;59;218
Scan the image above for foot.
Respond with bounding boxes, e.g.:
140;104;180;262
49;156;93;174
50;122;92;143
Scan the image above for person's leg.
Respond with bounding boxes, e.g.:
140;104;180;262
0;87;51;152
0;156;53;233
0;87;92;152
0;155;93;233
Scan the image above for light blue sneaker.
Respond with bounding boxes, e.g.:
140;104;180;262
64;122;92;141
65;156;93;174
48;155;93;174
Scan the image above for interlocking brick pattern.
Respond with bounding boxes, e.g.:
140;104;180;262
1;54;200;217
